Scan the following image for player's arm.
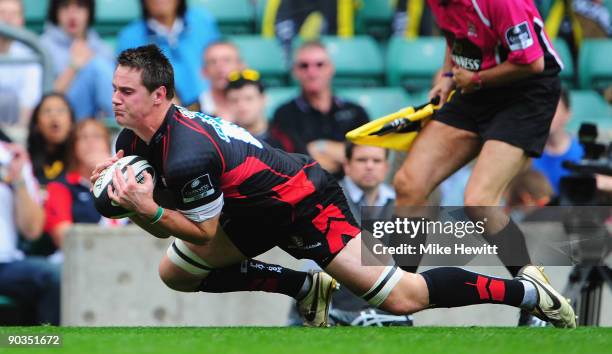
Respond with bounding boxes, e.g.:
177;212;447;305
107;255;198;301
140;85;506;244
453;56;544;92
429;46;455;104
128;211;220;245
127;214;171;239
6;143;44;240
134;209;220;245
454;0;546;93
108;166;221;245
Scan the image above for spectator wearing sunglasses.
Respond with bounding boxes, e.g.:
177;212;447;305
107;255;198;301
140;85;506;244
271;41;369;178
224;69;290;151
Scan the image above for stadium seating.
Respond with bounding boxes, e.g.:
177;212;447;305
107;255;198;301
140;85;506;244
536;0;554;18
386;36;446;91
355;0;394;40
404;89;431;108
188;0;255;34
23;0;47;33
264;86;299;119
567;90;612;133
578;39;612;90
553;38;575;87
314;35;385;87
229;35;288;87
94;0;141;37
336;87;410;120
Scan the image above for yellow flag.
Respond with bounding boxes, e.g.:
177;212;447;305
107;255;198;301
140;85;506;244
346;103;436;151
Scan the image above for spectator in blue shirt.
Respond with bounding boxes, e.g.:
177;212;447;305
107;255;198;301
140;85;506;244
532;88;584;195
116;0;220;106
40;0;115;120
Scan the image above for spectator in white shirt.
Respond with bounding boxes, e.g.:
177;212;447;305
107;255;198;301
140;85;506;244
0;136;60;325
0;0;42;127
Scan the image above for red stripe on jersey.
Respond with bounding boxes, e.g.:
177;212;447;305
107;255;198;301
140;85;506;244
221;157;317;205
271;168;316;206
221;157;270;198
162;123;170;174
174;114;226;173
270;126;295;153
311;204;360;254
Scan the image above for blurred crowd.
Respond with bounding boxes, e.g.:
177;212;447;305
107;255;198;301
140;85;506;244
0;0;611;326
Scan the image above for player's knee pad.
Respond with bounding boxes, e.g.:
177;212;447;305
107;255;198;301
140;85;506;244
166;239;214;277
361;265;404;307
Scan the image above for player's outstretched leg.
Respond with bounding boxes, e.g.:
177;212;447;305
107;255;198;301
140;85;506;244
324;234;576;328
158;230;336;326
198;259;338;326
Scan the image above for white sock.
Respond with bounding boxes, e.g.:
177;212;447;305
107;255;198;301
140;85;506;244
296;273;313;300
519;280;537;309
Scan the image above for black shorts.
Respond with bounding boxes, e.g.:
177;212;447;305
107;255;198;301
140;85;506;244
220;176;360;267
433;76;561;157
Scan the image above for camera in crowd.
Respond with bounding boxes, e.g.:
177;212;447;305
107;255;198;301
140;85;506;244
561;123;612;206
559;123;611;262
560;123;612;326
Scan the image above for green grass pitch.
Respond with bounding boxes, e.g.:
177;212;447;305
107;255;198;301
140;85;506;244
1;327;610;354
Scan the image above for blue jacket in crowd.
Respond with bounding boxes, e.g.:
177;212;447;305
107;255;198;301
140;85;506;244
116;8;220;106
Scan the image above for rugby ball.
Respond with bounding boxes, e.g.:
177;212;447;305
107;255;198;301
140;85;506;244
92;156;156;219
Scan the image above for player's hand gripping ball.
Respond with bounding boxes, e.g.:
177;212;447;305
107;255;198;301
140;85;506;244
92;156;156;218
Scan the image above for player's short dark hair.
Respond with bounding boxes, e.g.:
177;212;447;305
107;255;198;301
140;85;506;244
47;0;95;27
345;142;390;161
117;44;175;100
141;0;186;20
559;86;570;110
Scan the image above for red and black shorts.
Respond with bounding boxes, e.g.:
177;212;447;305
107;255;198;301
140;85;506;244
220;176;361;267
433;75;561;158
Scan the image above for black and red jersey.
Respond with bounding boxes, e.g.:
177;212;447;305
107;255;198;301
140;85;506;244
115;105;329;223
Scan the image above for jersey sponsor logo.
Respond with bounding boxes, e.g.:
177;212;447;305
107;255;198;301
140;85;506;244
181;173;215;203
177;106;263;149
505;21;534;51
451;54;481;71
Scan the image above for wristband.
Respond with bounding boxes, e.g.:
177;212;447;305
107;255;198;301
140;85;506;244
471;71;483;90
149;206;164;224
